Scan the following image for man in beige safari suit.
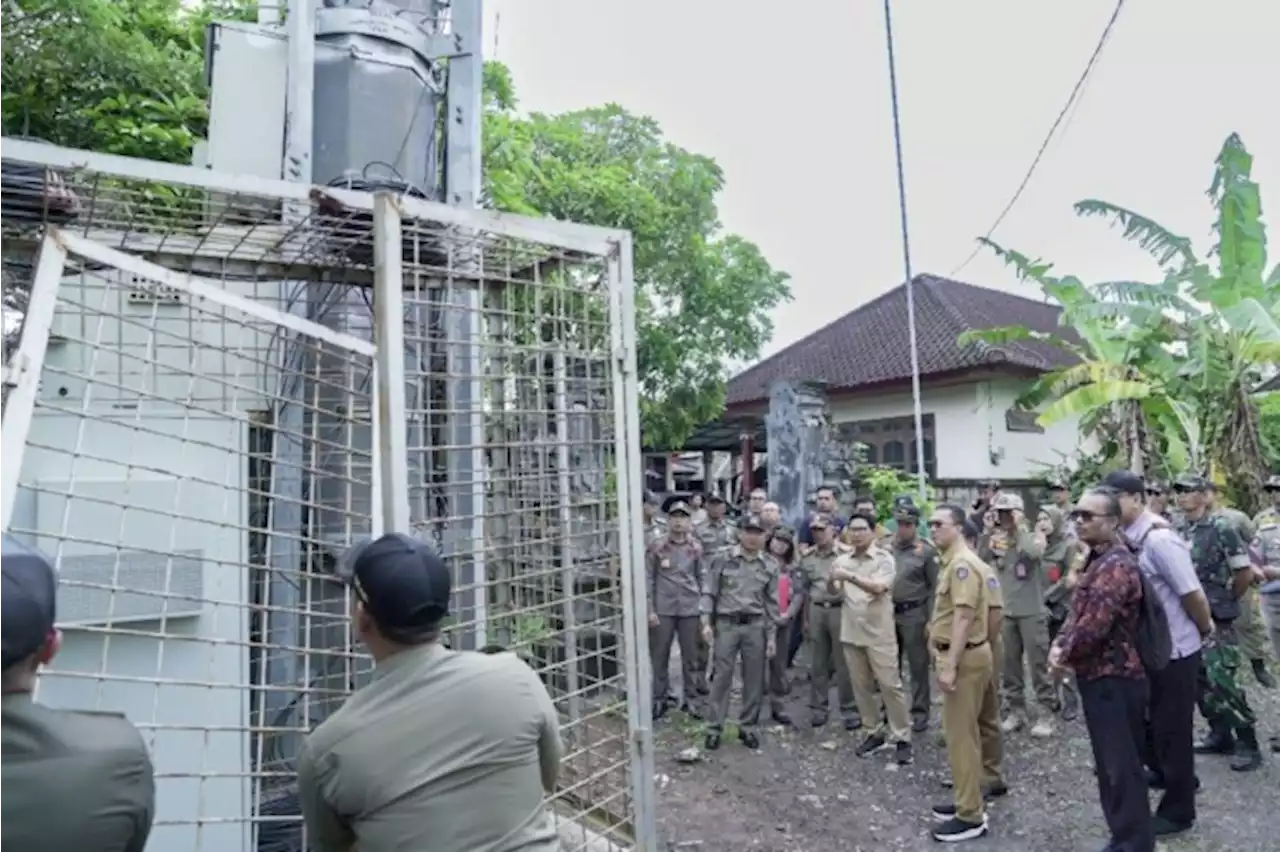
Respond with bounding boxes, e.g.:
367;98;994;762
700;514;780;751
798;514;861;730
831;511;914;764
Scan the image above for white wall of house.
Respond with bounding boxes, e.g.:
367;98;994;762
828;376;1090;482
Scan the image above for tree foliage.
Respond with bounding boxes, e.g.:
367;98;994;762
961;134;1279;513
1;6;790;450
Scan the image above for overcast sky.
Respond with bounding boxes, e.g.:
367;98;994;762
483;0;1278;359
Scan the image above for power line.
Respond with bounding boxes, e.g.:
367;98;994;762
950;0;1127;278
881;0;927;499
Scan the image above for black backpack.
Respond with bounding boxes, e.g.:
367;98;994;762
1126;525;1174;672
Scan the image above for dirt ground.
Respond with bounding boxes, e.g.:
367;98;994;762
650;652;1279;852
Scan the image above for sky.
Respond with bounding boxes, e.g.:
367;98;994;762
482;0;1279;360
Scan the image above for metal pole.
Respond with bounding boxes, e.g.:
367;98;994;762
882;0;927;500
443;0;486;648
372;193;411;533
553;349;583;727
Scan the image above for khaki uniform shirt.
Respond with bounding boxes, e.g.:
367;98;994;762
644;517;667;547
983;528;1047;618
699;546;781;622
930;543;991;647
2;693;155;852
798;546;845;605
646;534;703;617
695;517;738;554
297;645;562;852
834;545;897;647
1255;509;1280;568
891;537;940;605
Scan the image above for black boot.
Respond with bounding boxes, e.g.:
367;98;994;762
1252;658;1277;689
1230;728;1263;772
1194;726;1235;755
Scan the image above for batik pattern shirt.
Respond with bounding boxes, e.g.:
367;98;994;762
1057;541;1144;681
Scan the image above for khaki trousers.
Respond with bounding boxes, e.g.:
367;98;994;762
978;631;1004;786
808;603;857;720
940;643;994;824
707;617;768;731
1237;586;1267;660
1002;614;1056;714
844;641;912;743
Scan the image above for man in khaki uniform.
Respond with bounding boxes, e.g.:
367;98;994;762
798;514;861;730
643;490;666;546
890;499;940;733
965;520;1009;800
832;512;914;764
981;492;1055;736
700;514;780;751
2;535;156;852
646;501;705;718
299;534;563;852
926;505;994;843
695;493;738;691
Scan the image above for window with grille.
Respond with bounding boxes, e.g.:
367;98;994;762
838;413;937;478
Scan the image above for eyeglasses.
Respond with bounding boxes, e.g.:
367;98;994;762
1068;510;1114;523
1145;489;1163;496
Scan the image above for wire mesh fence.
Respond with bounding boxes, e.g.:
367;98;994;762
0;140;651;852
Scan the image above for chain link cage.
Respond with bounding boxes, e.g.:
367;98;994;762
0;140;653;852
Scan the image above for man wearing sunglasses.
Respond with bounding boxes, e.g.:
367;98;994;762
297;534;564;852
1173;475;1264;772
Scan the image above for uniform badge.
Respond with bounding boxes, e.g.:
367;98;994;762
660;558;671;569
955;565;970;580
987;575;1000;590
1014;561;1029;580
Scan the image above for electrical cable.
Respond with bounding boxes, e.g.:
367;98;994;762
949;0;1127;277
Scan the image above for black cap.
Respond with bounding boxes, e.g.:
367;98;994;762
340;533;451;640
738;514;766;531
667;500;692;517
809;512;833;529
2;535;58;670
1101;470;1145;496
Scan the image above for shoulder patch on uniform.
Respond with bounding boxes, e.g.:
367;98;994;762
955;565;970;580
987;575;1000;589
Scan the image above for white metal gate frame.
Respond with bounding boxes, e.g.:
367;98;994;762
0;138;656;849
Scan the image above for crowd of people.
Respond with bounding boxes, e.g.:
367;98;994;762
643;472;1280;847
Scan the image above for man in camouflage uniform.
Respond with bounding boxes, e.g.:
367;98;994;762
1176;474;1264;771
694;493;737;692
700;514;780;750
646;501;705;718
1255;475;1280;752
1206;483;1275;688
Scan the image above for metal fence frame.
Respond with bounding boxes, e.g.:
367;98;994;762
0;139;655;850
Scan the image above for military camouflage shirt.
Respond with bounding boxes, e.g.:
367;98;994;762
1181;511;1252;622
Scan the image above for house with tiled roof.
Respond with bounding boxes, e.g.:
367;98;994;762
679;274;1087;488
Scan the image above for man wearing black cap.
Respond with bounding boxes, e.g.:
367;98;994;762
646;501;706;718
888;499;940;733
700;514;781;750
297;533;563;852
2;534;156;852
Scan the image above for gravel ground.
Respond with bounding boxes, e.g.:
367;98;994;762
651;656;1279;852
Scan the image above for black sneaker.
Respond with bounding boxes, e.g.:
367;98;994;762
896;741;913;765
771;710;793;726
855;732;887;757
844;716;863;732
810;714;828;728
983;780;1009;799
931;815;988;842
1252;658;1276;689
739;729;760;749
704;732;721;751
1151;815;1193;837
911;716;929;733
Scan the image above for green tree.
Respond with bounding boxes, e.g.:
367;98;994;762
961;134;1280;512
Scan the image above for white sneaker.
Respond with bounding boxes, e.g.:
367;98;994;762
1029;718;1055;738
1000;714;1023;734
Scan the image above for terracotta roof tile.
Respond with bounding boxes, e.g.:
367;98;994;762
725;274;1078;406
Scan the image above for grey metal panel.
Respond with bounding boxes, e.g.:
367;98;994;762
56;550;204;625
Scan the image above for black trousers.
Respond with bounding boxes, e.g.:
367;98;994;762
1142;652;1200;826
1080;676;1154;852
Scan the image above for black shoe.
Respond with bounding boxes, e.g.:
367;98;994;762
982;780;1009;799
704;732;721;751
855;732;887;757
1151;815;1194;837
1060;691;1079;722
679;703;703;720
911;716;929;734
1252;658;1277;689
739;729;760;749
1230;728;1263;772
810;714;828;728
771;710;793;726
895;741;913;765
696;683;711;696
844;716;863;732
931;815;988;842
1194;728;1236;755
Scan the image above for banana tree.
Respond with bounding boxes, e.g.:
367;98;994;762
961;134;1279;511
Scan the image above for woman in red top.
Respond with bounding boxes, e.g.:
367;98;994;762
766;527;803;725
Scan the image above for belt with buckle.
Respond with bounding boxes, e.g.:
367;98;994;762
933;639;988;652
717;612;762;625
893;599;928;614
811;600;842;609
